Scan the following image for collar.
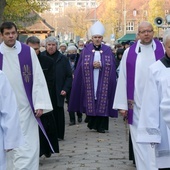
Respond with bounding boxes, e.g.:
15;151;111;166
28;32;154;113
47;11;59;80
0;40;21;54
93;44;101;51
160;53;170;68
135;39;156;54
165;53;170;61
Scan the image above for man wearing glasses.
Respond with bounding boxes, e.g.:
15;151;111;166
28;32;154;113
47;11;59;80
113;21;165;170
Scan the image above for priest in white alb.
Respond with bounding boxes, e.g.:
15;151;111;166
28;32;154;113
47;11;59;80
137;30;170;170
0;22;53;170
0;70;23;170
113;21;165;170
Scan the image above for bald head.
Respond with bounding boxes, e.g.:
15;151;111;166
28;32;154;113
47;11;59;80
138;21;153;32
138;21;154;45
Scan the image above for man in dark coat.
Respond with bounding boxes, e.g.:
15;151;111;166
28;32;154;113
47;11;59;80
26;36;59;157
42;36;73;140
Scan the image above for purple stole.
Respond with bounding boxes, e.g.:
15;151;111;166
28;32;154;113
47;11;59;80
0;43;54;152
126;40;164;124
82;51;112;116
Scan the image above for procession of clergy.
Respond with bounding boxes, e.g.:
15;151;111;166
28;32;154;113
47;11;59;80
1;19;170;170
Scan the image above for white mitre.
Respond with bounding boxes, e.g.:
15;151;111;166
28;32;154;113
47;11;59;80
90;21;105;36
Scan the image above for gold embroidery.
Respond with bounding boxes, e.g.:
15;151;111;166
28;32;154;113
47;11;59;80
84;61;89;66
23;65;31;83
128;100;134;109
98;56;111;113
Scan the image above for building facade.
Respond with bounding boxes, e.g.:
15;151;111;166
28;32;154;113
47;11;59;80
37;0;98;14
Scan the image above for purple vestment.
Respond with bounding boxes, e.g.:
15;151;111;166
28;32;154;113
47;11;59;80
69;43;117;117
126;40;164;124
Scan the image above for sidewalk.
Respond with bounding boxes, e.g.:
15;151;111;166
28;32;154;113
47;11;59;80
39;109;136;170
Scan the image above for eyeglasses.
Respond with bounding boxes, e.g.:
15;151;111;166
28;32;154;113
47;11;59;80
93;36;102;39
139;30;153;34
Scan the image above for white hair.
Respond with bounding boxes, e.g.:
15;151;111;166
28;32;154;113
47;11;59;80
40;39;46;47
66;45;77;52
59;43;67;48
45;36;58;46
163;29;170;45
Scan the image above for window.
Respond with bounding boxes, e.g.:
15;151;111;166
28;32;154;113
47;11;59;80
143;10;147;17
91;2;95;6
126;22;134;31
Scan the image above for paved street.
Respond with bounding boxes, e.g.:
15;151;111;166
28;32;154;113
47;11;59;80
39;107;136;170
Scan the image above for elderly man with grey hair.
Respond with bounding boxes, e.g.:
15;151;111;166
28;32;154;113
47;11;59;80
66;45;82;125
42;36;72;140
26;35;59;158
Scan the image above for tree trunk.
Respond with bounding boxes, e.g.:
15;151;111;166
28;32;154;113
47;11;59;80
0;0;7;24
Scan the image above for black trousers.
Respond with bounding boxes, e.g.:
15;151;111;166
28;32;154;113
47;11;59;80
53;106;65;140
129;132;135;164
69;111;82;122
87;116;109;131
39;112;59;156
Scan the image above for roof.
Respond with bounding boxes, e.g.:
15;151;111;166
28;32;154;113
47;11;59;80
25;19;54;32
18;11;55;34
117;33;136;43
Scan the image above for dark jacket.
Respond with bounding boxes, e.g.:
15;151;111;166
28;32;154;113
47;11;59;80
42;50;73;107
37;52;59;154
38;52;54;96
67;53;80;73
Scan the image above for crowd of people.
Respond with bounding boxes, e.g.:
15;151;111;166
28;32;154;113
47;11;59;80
0;20;170;170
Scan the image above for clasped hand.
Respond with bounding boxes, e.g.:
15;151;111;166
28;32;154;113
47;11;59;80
93;61;101;69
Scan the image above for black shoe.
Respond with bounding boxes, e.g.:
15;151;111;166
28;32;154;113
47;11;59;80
78;117;82;123
69;122;75;126
44;153;51;158
84;116;89;123
97;129;105;133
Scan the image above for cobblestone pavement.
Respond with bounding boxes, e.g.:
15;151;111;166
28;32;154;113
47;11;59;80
39;108;136;170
